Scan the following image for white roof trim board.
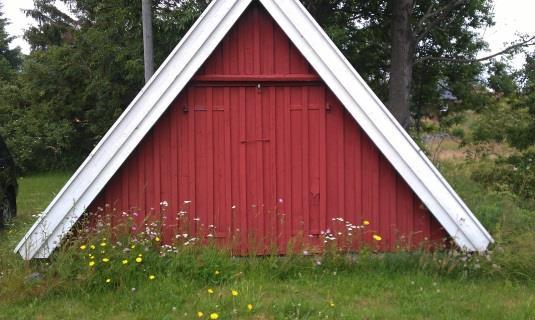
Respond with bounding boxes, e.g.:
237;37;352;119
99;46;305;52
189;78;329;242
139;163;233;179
15;0;493;259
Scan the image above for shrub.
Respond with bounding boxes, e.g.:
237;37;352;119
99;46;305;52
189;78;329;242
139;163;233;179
471;150;535;200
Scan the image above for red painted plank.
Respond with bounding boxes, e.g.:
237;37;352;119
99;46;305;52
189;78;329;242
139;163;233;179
325;91;339;233
307;87;321;236
169;97;179;237
238;87;248;251
188;87;197;236
378;155;397;250
260;11;274;75
212;87;227;238
223;87;232;239
159;112;172;241
273;19;290;75
153;116;162;220
264;86;277;247
275;86;287;249
127;152;139;229
343;104;358;248
229;87;240;246
318;86;327;236
177;91;190;235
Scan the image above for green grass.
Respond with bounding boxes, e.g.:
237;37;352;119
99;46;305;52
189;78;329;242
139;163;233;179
0;170;534;320
16;171;72;221
1;267;533;319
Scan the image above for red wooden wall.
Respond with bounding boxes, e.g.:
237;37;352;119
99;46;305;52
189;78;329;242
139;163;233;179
88;3;446;252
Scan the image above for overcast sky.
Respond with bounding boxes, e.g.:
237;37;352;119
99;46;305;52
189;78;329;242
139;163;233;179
3;0;535;69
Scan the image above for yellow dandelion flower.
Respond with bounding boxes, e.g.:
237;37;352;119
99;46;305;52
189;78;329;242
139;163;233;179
90;255;95;260
214;270;220;275
122;259;129;265
155;236;160;242
373;234;382;241
138;253;143;257
106;278;111;283
231;289;239;297
100;242;106;247
197;311;204;318
247;304;253;311
329;301;335;307
136;257;143;263
210;313;219;320
131;244;136;249
89;261;96;267
102;257;110;262
149;275;156;280
207;288;214;294
363;220;370;226
90;245;96;250
80;245;87;250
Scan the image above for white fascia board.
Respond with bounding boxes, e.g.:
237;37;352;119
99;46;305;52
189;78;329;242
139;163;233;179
259;0;493;251
15;0;253;259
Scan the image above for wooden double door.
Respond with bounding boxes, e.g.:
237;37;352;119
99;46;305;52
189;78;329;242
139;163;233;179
180;83;331;248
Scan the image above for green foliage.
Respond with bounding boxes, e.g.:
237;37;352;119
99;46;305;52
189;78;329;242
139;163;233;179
511;52;535;150
0;4;21;80
23;0;76;50
440;161;535;281
471;151;535;200
469;101;531;146
487;60;518;97
458;55;535;203
0;0;205;173
412;0;493;118
302;0;494;111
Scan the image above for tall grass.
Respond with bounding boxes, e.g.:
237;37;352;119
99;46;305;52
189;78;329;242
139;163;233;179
0;168;534;319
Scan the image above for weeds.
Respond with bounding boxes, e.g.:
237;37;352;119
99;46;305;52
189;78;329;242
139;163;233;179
1;167;534;319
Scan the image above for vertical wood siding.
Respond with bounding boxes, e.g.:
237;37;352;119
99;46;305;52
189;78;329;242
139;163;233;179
88;3;446;252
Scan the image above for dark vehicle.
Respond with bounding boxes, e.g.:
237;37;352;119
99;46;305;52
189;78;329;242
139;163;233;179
0;135;17;227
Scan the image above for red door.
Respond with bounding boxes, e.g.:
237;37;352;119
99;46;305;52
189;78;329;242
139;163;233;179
184;83;328;252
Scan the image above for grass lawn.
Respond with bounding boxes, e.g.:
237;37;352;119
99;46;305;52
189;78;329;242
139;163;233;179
0;170;534;319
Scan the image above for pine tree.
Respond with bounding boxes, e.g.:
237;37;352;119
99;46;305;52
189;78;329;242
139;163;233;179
0;2;21;81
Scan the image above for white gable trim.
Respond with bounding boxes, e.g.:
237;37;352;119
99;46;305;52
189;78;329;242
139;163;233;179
15;0;492;259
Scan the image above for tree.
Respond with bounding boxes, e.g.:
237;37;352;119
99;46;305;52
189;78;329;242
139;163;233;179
142;0;154;82
389;0;414;125
388;0;495;127
23;0;76;50
302;0;496;126
6;0;530;172
487;60;517;97
1;0;207;172
510;52;535;150
0;3;21;80
304;0;535;128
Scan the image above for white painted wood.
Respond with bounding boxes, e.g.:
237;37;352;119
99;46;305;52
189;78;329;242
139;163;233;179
15;0;492;259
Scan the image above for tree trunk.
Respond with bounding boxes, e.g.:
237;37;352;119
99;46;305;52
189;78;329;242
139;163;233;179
142;0;154;83
388;0;414;128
